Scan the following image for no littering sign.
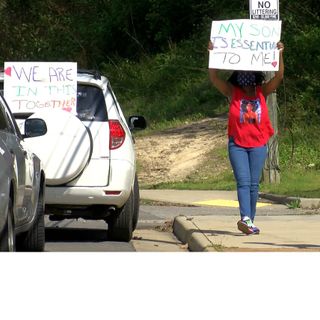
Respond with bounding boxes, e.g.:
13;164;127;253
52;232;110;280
250;0;279;20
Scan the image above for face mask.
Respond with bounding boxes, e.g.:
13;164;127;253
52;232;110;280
237;72;256;87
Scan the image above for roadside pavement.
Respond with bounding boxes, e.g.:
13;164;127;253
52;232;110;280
140;189;320;252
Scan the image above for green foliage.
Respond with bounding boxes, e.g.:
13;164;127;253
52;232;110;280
278;125;320;170
286;199;301;209
101;35;228;125
278;1;320;127
0;0;110;66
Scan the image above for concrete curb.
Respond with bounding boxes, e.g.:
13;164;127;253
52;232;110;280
173;216;214;252
259;193;320;209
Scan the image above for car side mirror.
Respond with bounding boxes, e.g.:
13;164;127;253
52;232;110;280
128;116;147;131
23;118;47;138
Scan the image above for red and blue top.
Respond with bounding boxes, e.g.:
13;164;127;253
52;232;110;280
228;86;274;148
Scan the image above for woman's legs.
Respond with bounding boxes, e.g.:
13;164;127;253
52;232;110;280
248;145;268;221
228;139;267;221
228;140;251;219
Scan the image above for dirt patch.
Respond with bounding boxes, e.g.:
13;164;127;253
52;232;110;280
135;117;229;185
154;220;174;233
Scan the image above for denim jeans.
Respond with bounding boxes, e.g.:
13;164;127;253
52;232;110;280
228;138;267;221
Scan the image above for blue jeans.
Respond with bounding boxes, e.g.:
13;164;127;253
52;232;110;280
228;138;267;222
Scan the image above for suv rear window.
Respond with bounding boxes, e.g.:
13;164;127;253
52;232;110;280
77;84;108;121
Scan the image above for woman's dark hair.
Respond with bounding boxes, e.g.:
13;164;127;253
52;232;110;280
228;71;265;87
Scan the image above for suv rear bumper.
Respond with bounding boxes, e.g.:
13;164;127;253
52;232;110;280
45;158;135;209
45;186;131;207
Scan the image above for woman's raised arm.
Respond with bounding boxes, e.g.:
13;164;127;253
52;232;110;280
262;42;285;97
208;41;232;98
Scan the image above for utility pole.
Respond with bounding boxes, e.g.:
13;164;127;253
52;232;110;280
262;71;280;183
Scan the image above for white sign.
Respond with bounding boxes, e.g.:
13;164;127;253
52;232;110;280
209;19;282;71
4;62;77;114
250;0;279;20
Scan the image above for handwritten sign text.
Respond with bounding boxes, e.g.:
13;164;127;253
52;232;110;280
4;62;77;114
209;19;282;71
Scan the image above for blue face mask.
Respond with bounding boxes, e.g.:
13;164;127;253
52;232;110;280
237;72;256;87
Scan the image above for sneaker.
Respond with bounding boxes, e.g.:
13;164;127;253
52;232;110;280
237;216;259;235
251;225;260;234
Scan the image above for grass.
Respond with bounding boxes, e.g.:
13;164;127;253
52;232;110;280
144;163;320;199
261;124;320;198
260;170;320;198
144;167;320;198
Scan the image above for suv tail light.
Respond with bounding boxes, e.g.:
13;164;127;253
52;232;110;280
109;120;126;150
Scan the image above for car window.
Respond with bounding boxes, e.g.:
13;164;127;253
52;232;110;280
106;84;120;111
106;83;127;122
77;84;108;121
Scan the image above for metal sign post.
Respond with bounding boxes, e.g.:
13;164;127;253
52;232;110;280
250;0;281;183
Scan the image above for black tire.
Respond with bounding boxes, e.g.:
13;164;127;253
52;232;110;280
17;190;45;252
108;191;133;242
132;175;140;231
0;199;15;252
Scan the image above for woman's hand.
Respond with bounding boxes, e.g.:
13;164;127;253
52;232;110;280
208;40;214;51
277;41;284;52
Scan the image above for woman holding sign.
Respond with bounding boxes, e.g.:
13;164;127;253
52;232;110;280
208;41;284;235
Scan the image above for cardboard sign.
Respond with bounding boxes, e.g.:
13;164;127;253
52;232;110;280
4;62;77;114
209;19;282;71
250;0;279;20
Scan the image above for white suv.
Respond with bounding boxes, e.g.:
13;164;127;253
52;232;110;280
1;70;146;242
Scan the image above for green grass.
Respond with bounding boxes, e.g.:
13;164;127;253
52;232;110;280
260;170;320;198
145;173;235;191
143;165;320;199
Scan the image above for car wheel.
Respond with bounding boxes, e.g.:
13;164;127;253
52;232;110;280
132;175;140;231
108;191;133;242
0;199;16;252
17;191;45;252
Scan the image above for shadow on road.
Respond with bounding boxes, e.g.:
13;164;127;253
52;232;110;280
45;227;108;243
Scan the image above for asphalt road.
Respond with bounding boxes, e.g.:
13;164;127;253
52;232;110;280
44;205;187;252
44;203;302;252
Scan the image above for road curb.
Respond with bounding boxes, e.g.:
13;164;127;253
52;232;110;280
173;216;215;252
173;216;196;244
259;193;320;209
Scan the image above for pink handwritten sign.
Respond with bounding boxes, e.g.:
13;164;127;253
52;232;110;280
4;62;77;114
